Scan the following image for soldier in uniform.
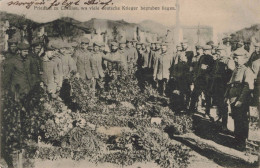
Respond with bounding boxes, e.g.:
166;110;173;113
225;49;254;150
169;53;191;113
74;37;92;86
211;45;235;130
148;41;161;88
223;37;232;57
247;42;260;67
125;38;138;74
28;39;44;88
189;45;215;118
90;42;105;94
4;38;18;60
59;41;76;79
181;40;194;66
3;43;32;100
153;42;174;96
104;42;128;79
41;43;59;94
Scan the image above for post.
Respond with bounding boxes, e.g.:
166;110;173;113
175;0;181;44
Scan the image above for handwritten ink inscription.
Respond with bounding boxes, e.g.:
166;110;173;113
7;0;114;9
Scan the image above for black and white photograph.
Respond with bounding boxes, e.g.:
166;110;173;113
0;0;259;167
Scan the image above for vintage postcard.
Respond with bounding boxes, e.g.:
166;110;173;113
0;0;259;167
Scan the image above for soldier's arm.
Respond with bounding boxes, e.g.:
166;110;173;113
153;57;159;79
237;68;254;102
2;61;14;90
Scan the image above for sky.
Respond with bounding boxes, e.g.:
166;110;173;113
0;0;260;34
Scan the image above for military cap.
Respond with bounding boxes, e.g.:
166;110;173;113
17;43;30;50
51;42;62;49
233;49;248;57
176;44;182;48
132;39;137;42
93;41;102;47
110;41;118;47
80;37;90;44
216;45;226;50
136;42;143;45
69;41;78;47
161;42;170;46
126;38;133;43
237;40;243;45
202;45;212;50
223;37;231;42
243;40;251;44
195;45;202;49
118;40;126;44
181;39;188;44
206;41;214;46
8;38;18;43
87;46;93;50
32;38;43;46
253;42;260;47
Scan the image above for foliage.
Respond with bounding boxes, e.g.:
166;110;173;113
3;93;24;152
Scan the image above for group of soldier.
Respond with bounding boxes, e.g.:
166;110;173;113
1;34;260;151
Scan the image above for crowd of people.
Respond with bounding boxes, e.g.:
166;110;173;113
1;34;259;151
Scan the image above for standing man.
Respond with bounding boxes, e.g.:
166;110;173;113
170;53;191;113
153;42;174;96
211;45;235;130
247;43;260;67
90;42;105;94
181;40;194;66
29;39;43;88
189;45;215;118
225;50;254;151
4;38;18;61
3;43;32;100
125;38;138;71
74;37;93;86
41;44;59;94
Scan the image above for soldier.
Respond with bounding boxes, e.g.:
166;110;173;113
181;40;194;66
225;49;254;151
4;38;18;60
190;44;203;77
189;45;215;118
211;45;235;131
28;39;44;88
90;42;105;93
173;44;183;64
87;45;93;52
59;41;76;79
49;40;63;91
223;37;232;57
148;41;161;88
104;42;128;77
125;38;138;73
250;59;260;107
247;42;260;67
3;43;32;100
153;42;174;96
170;53;191;113
74;37;92;85
41;44;59;94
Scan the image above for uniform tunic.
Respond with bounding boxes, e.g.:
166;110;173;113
153;51;174;80
28;53;42;88
60;54;75;78
41;58;58;93
3;56;32;97
90;51;105;79
226;65;254;143
53;54;63;87
74;49;92;80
